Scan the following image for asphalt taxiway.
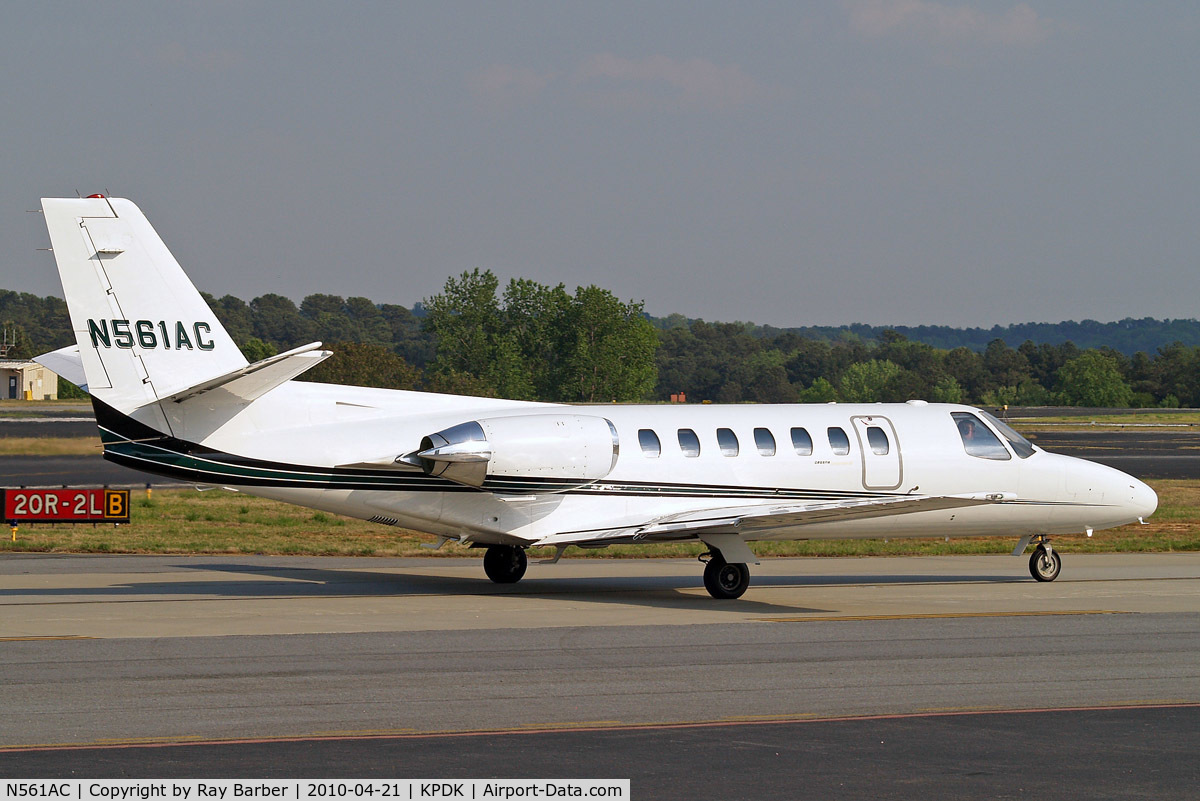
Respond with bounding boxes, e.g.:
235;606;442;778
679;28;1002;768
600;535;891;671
3;406;1200;795
1;553;1198;797
1027;428;1200;479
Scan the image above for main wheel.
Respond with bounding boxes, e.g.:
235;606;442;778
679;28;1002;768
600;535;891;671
483;544;528;584
703;556;751;600
1029;546;1061;582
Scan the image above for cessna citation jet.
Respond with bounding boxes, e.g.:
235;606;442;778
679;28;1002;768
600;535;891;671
33;196;1158;599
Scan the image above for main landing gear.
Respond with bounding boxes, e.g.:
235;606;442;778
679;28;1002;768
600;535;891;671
700;550;751;600
483;544;528;584
1028;536;1061;582
481;542;754;599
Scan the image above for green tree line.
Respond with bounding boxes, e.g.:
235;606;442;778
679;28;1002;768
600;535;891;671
4;282;1200;407
655;325;1197;407
721;317;1200;357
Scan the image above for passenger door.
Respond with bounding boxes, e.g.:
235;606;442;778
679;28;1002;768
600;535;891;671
850;415;902;490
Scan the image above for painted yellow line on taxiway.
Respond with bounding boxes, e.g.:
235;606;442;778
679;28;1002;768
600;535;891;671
4;701;1199;754
755;610;1128;622
0;635;96;641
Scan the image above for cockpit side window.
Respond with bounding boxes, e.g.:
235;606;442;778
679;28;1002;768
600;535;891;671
952;412;1011;460
978;411;1037;459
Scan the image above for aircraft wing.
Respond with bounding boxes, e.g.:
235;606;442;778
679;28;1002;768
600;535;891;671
533;492;1013;549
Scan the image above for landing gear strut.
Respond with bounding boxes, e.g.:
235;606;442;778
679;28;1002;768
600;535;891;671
483;544;528;584
700;550;751;600
1028;536;1061;582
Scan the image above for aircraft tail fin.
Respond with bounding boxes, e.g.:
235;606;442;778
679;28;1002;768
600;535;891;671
41;196;250;416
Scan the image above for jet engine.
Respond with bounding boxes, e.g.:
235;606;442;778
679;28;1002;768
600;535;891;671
416;414;620;490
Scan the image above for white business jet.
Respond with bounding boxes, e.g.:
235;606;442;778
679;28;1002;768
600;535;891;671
34;196;1157;599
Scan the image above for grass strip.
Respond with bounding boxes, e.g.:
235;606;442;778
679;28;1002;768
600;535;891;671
1;481;1196;558
1011;413;1200;426
0;437;101;455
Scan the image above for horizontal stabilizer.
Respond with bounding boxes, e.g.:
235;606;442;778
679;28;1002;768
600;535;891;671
34;345;87;390
164;342;332;404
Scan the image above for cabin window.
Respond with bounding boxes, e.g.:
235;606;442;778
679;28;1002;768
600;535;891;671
790;427;813;456
866;426;889;455
717;428;739;457
952;412;1011;460
754;427;776;456
828;427;850;455
638;428;661;457
678;428;701;457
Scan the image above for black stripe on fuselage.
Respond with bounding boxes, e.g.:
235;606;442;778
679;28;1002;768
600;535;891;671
91;398;898;500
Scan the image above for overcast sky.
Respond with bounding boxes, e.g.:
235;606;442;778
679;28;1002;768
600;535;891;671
1;1;1196;328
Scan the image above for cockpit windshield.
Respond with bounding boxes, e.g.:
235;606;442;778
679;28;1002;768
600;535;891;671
952;412;1010;460
978;410;1037;459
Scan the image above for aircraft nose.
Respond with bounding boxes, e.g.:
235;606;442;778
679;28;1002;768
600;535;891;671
1064;456;1158;526
1130;477;1158;520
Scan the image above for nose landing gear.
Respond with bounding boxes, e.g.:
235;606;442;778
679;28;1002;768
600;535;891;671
1029;536;1061;582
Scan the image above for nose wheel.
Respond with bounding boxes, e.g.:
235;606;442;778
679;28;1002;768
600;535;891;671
701;552;751;599
1029;539;1061;582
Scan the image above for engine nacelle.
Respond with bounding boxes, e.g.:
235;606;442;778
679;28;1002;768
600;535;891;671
417;414;619;490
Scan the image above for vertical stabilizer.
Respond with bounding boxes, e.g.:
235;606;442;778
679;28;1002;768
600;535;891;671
41;197;248;417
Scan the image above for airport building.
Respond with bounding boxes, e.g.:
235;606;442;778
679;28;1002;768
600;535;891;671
0;360;58;400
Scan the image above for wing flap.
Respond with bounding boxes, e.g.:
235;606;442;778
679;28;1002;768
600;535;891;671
534;492;1012;548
